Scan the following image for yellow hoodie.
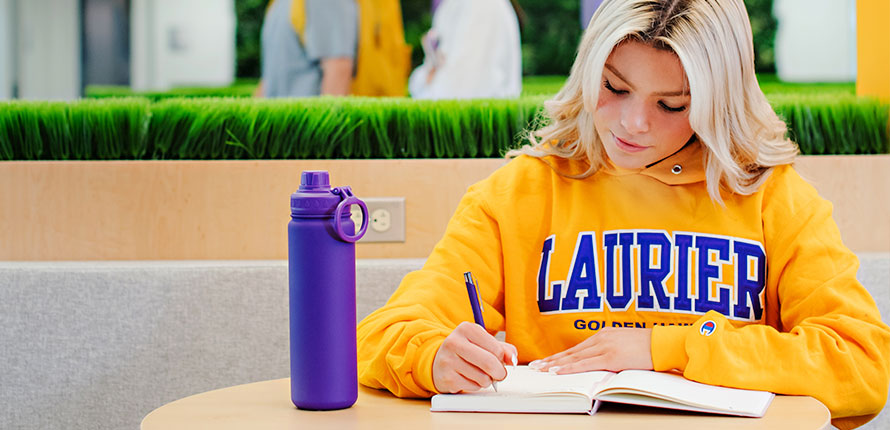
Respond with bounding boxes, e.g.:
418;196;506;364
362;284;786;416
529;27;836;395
356;143;890;429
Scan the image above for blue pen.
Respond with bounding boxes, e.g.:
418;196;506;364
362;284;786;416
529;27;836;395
464;272;485;328
464;271;497;391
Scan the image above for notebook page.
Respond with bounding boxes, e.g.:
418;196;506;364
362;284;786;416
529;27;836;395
430;366;615;413
494;366;613;397
597;370;773;416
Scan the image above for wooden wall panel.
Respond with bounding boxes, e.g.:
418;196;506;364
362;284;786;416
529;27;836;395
794;155;890;253
0;156;886;260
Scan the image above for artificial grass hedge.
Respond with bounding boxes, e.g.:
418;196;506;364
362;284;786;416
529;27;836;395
0;95;886;161
0;97;545;160
770;94;889;155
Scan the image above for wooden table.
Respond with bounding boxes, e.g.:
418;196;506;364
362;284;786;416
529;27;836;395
141;378;831;430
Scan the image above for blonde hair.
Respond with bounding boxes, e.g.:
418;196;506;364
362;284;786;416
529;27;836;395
509;0;798;202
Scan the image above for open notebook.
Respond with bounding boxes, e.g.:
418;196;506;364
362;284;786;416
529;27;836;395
431;365;774;417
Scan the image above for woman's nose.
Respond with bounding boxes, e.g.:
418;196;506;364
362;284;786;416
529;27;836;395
620;100;650;135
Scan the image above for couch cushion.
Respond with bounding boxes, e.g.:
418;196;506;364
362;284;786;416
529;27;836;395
0;256;886;430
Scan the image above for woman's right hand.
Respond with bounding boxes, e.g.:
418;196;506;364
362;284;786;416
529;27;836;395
432;322;518;393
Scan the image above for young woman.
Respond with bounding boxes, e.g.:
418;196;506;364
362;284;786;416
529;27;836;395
357;0;890;427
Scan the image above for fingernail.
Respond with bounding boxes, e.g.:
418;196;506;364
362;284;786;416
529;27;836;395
548;366;561;374
529;360;546;370
511;353;518;367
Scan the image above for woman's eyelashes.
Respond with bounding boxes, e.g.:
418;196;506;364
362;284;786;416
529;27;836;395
658;101;687;113
603;79;687;113
603;79;627;95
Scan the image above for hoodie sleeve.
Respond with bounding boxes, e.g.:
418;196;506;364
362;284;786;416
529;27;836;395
651;167;890;429
356;182;507;397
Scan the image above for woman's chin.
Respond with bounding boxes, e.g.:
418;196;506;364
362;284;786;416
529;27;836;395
603;149;649;170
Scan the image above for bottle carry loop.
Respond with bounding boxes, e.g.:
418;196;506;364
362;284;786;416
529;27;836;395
332;186;369;243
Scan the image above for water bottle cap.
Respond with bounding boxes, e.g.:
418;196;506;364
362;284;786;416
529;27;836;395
291;171;339;216
300;171;330;191
290;171;369;242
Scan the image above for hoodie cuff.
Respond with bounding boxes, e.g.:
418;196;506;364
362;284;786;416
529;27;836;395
651;325;692;372
413;335;447;395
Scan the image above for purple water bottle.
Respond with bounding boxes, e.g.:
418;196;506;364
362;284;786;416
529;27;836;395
288;171;368;410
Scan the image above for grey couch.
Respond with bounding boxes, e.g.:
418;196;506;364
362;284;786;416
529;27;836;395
1;255;888;430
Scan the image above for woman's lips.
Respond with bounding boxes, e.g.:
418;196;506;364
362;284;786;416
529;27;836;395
613;134;648;153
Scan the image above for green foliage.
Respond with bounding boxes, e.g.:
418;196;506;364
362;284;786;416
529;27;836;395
0;98;151;160
522;76;568;96
401;0;433;71
85;80;258;101
770;94;890;155
0;97;547;160
745;0;777;73
519;0;582;76
757;74;854;96
1;94;885;160
235;0;267;79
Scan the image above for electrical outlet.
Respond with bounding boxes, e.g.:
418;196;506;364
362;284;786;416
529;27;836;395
370;208;391;232
349;197;405;242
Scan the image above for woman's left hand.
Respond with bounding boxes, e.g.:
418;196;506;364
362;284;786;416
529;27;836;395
530;328;654;374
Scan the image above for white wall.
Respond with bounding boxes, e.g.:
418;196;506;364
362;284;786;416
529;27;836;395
774;0;857;82
0;0;13;99
131;0;235;91
16;0;81;99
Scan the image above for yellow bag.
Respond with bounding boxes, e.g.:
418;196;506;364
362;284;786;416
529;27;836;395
350;0;412;97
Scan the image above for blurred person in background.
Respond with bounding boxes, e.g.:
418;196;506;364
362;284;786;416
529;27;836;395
409;0;523;99
255;0;357;97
